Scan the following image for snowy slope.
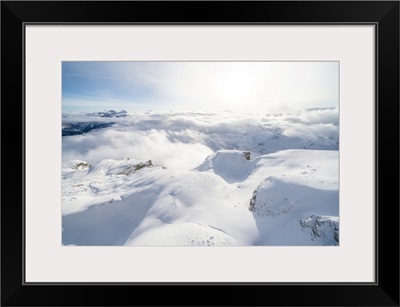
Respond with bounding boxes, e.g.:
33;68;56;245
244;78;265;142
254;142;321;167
62;149;339;246
62;109;338;246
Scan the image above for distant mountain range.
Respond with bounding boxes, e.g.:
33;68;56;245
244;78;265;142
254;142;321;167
88;110;128;118
62;110;127;136
62;122;115;136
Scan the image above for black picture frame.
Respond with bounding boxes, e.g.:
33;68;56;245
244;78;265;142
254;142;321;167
1;1;399;306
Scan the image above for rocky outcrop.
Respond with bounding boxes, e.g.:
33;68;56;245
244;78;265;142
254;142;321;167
249;177;295;217
300;215;339;245
88;110;128;118
72;161;92;170
242;151;251;161
116;160;153;175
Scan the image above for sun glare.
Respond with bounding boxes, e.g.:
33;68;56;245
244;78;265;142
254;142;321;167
220;72;256;105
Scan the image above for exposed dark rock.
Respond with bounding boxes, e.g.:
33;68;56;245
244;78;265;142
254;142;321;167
242;151;251;161
72;162;92;170
249;177;295;217
62;122;114;136
135;160;153;170
116;160;153;175
87;110;128;118
300;215;339;245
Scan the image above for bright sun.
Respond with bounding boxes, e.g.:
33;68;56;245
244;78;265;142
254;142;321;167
220;72;256;105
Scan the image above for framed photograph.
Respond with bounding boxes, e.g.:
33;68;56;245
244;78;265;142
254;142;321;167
1;1;399;306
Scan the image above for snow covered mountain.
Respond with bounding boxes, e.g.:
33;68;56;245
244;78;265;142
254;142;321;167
62;150;338;246
62;110;129;136
62;122;115;136
88;109;128;118
62;109;339;246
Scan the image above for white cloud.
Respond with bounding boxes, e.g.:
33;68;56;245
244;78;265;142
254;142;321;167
63;109;339;170
62;127;213;170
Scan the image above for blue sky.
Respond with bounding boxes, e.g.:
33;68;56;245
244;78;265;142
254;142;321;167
62;61;339;113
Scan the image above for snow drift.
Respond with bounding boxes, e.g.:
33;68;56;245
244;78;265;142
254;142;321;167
62;148;339;246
